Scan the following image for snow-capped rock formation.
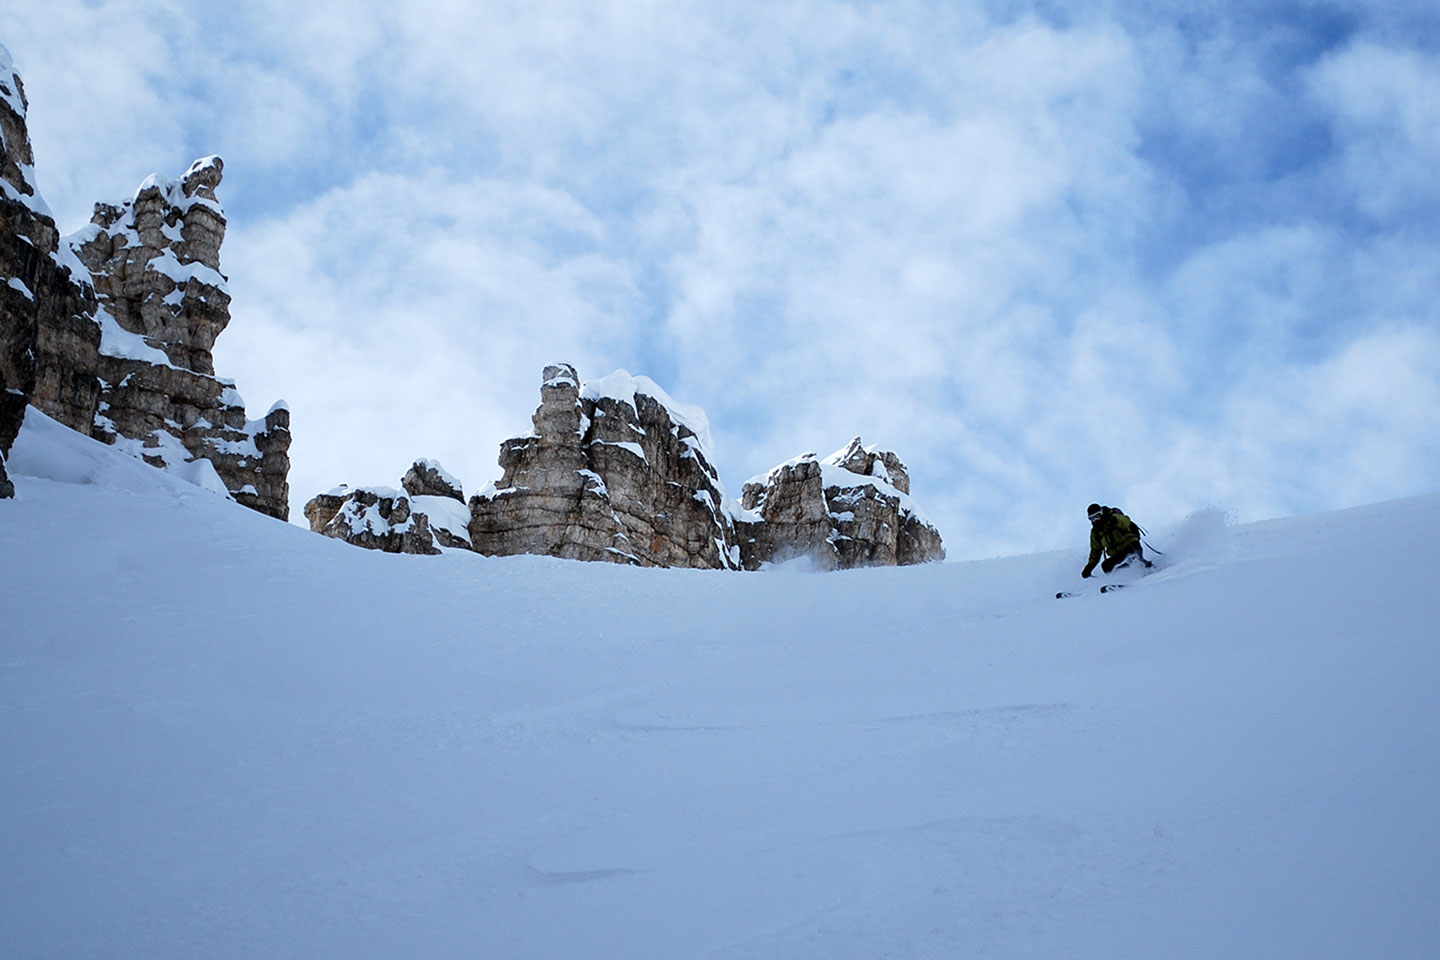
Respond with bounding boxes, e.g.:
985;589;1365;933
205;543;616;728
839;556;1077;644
69;158;292;519
304;458;473;554
735;438;945;570
0;44;290;517
303;366;943;570
469;364;740;569
304;485;441;555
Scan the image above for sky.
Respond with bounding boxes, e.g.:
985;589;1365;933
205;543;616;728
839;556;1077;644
5;0;1440;557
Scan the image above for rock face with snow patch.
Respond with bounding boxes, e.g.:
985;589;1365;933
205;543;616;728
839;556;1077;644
469;364;739;569
735;438;945;570
0;45;290;517
304;485;441;555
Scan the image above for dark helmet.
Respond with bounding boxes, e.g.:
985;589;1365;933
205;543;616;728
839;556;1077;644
1087;503;1104;522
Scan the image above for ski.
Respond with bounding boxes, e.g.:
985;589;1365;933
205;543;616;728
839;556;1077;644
1056;583;1130;599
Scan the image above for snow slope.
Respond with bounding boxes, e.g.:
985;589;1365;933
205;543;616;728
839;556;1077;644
3;409;1438;959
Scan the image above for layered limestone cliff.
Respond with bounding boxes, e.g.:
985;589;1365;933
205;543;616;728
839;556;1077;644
0;44;289;515
469;364;739;569
0;46;92;497
735;438;946;570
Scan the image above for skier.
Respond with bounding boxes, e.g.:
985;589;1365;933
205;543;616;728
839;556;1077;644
1081;503;1152;579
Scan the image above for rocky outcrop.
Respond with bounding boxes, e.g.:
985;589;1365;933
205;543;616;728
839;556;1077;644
304;485;441;555
0;46;93;497
304;458;473;554
70;158;292;519
302;366;945;571
0;43;290;516
469;364;739;569
735;438;945;570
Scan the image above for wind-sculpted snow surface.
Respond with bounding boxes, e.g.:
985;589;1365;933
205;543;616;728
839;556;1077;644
3;409;1439;959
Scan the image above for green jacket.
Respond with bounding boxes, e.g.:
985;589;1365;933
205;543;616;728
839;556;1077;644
1085;509;1142;573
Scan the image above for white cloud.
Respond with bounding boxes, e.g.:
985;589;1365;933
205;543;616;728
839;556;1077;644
1310;41;1440;221
1141;326;1440;522
7;2;1440;558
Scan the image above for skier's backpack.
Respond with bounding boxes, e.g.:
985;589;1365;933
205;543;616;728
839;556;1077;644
1106;506;1145;538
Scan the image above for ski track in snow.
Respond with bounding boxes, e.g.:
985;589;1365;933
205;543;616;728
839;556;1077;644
2;409;1439;959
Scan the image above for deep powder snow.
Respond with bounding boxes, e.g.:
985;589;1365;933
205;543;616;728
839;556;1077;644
2;409;1438;958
